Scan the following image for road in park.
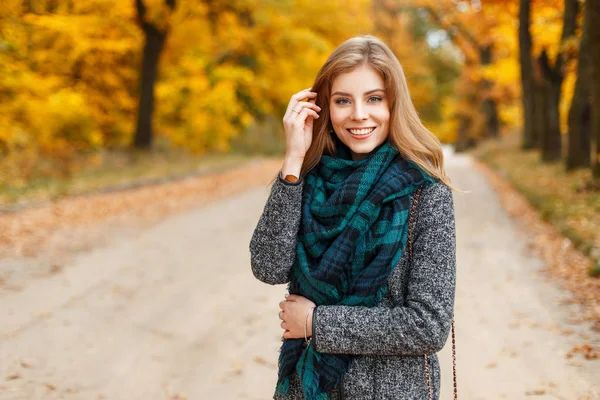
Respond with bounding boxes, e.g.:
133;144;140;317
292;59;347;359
1;148;599;399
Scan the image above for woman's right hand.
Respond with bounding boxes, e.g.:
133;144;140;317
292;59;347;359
282;88;321;160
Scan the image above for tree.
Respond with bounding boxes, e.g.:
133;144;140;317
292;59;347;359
535;0;578;162
567;0;591;170
0;0;141;180
590;0;600;179
0;0;376;182
519;0;538;150
133;0;176;150
409;1;503;150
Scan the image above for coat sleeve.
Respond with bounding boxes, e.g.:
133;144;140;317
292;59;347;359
249;171;304;285
312;183;456;356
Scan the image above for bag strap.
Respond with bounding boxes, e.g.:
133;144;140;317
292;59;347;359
408;186;457;400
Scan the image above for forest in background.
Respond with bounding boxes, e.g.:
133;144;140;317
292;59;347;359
0;0;599;195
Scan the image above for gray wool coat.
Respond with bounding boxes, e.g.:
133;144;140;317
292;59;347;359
249;171;456;400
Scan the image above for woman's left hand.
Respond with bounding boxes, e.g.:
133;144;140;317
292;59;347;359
278;294;316;339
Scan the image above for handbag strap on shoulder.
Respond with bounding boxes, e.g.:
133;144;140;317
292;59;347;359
408;186;458;400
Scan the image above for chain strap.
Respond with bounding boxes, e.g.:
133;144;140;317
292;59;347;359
408;187;457;400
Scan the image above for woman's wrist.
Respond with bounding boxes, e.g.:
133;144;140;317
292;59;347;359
304;306;316;344
282;155;304;179
311;306;317;345
309;306;316;337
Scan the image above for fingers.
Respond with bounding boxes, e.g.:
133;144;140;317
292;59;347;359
285;101;321;122
294;101;321;113
294;103;321;119
285;89;318;118
296;108;319;124
285;294;299;301
278;297;296;312
278;295;307;338
285;107;319;130
292;88;317;103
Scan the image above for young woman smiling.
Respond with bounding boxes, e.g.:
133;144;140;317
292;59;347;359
250;35;457;400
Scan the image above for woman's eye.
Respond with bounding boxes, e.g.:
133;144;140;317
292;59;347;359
334;96;382;105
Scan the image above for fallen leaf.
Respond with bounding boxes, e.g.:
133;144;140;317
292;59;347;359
6;373;21;381
525;389;546;395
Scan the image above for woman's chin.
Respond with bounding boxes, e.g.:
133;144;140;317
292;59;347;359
348;146;374;161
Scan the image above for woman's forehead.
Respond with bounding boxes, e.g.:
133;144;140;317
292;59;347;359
331;66;385;95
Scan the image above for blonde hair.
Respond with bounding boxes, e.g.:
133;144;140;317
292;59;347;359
301;35;453;189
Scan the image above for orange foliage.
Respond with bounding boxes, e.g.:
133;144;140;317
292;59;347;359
0;0;371;183
1;0;578;183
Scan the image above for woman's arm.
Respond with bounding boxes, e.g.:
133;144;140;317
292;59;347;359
249;171;304;285
312;183;456;355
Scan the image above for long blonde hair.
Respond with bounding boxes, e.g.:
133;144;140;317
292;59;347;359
301;35;453;189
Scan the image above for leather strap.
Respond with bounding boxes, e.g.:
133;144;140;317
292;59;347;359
283;174;299;183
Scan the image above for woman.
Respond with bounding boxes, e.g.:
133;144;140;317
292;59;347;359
250;35;456;400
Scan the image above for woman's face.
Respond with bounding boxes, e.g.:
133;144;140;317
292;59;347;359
329;65;390;161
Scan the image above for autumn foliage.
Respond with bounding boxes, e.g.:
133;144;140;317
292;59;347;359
0;0;374;180
0;0;598;184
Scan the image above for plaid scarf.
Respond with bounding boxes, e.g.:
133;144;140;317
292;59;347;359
274;141;434;400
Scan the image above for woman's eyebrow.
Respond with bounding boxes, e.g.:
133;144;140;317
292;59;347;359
331;89;385;97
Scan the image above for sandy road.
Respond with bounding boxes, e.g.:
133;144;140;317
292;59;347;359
1;149;599;400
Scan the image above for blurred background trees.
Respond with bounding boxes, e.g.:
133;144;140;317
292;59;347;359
0;0;599;186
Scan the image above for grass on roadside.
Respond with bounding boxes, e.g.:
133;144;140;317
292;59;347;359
0;116;288;210
0;149;263;210
473;133;600;276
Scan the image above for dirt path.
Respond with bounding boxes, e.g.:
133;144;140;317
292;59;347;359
1;149;599;399
440;150;599;400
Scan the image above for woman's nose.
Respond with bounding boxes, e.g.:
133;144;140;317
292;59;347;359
351;104;368;120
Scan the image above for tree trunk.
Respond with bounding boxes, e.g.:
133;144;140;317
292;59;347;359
519;0;537;149
537;50;562;162
482;97;499;138
455;116;473;153
590;0;600;179
544;81;563;161
537;0;579;162
132;0;176;150
134;30;166;149
533;79;548;151
480;45;499;139
567;1;592;170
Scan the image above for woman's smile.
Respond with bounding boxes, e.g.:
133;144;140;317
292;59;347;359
347;127;376;140
329;65;390;160
347;127;376;135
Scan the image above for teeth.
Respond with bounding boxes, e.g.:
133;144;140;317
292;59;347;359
349;128;375;135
